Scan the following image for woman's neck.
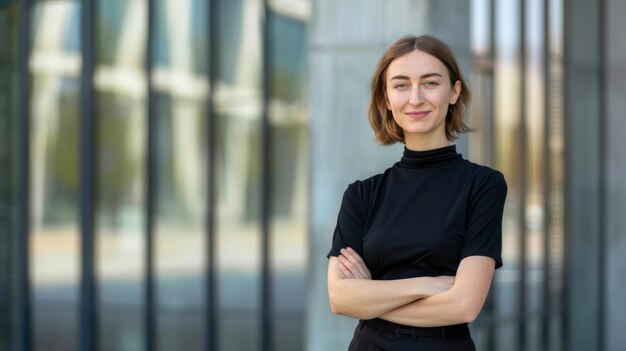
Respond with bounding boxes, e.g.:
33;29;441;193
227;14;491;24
404;133;449;151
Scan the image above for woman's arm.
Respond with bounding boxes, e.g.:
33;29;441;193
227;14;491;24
380;256;495;327
327;248;454;320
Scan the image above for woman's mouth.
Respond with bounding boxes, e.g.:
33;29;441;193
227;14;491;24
406;111;430;118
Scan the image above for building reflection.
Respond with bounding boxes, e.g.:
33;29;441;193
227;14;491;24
2;0;310;350
29;2;81;350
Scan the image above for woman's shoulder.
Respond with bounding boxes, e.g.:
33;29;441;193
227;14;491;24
347;167;392;191
459;159;508;193
460;159;505;177
343;167;392;205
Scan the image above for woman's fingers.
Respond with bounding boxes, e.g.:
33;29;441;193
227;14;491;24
346;247;371;279
337;254;359;278
338;254;366;279
338;256;358;279
340;248;371;279
338;261;356;279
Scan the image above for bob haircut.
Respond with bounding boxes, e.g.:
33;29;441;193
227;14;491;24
368;35;472;144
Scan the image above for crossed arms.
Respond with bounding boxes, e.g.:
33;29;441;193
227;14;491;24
327;247;495;327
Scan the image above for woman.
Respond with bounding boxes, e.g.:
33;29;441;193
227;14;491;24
326;35;507;350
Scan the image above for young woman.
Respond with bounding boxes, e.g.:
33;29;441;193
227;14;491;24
327;35;507;350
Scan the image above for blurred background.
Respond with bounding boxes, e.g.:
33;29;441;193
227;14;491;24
0;0;624;350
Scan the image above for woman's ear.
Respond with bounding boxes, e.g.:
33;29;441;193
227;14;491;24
449;80;462;105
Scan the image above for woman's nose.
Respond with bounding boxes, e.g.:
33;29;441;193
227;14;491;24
409;86;424;105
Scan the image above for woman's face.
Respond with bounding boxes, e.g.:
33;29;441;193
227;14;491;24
385;49;461;148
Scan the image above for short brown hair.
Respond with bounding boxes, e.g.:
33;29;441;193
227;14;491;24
368;35;472;144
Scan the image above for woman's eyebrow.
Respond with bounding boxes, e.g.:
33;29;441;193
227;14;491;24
389;72;443;80
420;73;443;79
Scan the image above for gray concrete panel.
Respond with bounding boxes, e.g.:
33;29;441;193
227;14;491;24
307;1;472;350
565;0;603;350
307;48;402;351
312;0;388;48
382;0;432;43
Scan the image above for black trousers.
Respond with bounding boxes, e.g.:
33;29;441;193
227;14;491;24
348;320;476;351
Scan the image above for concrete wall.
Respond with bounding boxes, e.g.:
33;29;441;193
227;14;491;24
306;1;470;350
564;0;603;349
566;0;626;350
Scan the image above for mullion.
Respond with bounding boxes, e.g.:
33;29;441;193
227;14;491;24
487;0;497;349
541;0;552;350
17;0;31;349
79;0;97;349
205;0;218;350
144;0;156;349
518;0;528;350
260;1;272;351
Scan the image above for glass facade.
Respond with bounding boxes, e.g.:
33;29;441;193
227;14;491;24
1;0;309;350
469;0;565;350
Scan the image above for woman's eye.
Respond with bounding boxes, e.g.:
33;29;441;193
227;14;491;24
423;81;439;87
394;83;409;89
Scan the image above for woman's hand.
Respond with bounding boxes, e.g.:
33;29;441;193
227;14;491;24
337;247;371;279
338;247;454;296
327;250;461;320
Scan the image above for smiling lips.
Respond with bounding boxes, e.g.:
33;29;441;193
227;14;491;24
406;110;430;118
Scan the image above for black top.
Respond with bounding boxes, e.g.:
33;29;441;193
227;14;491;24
327;145;507;280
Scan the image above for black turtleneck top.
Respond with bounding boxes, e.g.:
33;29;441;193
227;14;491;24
327;145;507;280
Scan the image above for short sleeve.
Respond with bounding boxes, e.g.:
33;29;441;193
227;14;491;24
460;171;508;269
326;182;368;258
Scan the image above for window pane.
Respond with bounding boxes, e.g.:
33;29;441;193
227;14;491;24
494;0;522;350
95;0;147;349
29;2;81;350
268;3;310;350
215;0;263;349
152;0;208;349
